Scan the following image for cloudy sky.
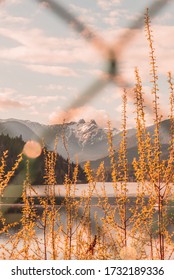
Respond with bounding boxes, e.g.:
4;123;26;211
0;0;174;128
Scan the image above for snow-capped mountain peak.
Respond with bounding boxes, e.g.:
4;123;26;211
66;119;107;146
0;118;119;161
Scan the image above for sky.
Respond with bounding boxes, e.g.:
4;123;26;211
0;0;174;129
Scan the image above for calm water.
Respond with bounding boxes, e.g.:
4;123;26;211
1;182;174;224
0;182;174;259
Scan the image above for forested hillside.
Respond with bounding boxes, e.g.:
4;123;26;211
0;134;86;185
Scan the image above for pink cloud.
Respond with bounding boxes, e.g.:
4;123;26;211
0;10;29;24
0;97;27;109
0;27;99;64
70;4;97;25
38;84;64;91
97;0;121;10
49;105;109;127
103;17;118;26
7;0;22;4
26;64;78;77
23;95;67;104
0;87;17;97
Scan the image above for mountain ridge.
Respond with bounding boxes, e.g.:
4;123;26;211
0;118;119;162
0;133;86;185
0;118;171;163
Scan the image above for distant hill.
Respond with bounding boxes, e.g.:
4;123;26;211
0;120;40;142
81;119;171;181
87;144;170;170
0;117;171;166
85;144;169;181
0;118;120;162
0;134;86;185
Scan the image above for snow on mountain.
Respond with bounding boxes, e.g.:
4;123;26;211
0;118;170;163
68;119;108;146
103;127;120;136
0;118;119;162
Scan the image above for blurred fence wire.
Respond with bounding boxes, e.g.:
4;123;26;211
36;0;170;120
0;0;172;229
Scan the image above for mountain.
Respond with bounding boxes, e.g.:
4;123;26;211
0;118;171;164
0;119;40;142
0;134;86;185
87;144;169;170
0;118;119;162
87;119;171;175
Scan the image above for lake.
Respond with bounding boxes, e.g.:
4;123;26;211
0;182;174;259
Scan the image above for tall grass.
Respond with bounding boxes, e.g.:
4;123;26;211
0;10;174;260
